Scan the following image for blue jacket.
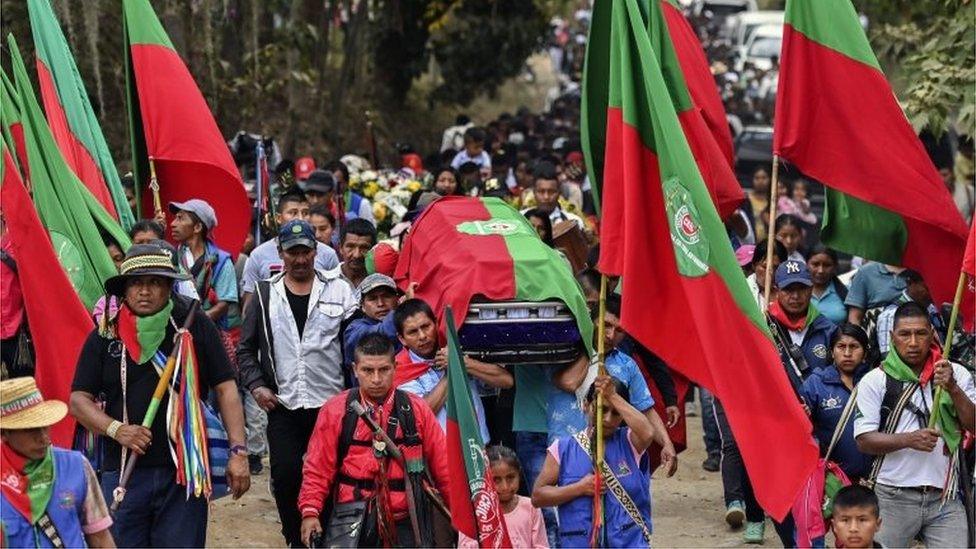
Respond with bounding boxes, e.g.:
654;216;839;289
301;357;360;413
556;429;651;548
799;364;873;481
1;448;90;548
774;313;838;374
342;312;400;370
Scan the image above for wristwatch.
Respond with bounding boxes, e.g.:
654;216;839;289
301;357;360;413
229;444;247;457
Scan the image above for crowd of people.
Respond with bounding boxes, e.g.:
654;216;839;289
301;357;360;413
1;3;974;549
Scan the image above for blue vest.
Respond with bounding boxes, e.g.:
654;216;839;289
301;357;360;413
556;429;652;548
1;449;90;548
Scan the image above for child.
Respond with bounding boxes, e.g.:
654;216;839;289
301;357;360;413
830;485;882;549
451;127;491;172
458;445;549;548
790;179;818;225
774;213;806;262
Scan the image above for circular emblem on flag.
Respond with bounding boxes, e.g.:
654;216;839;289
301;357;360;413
50;231;86;292
663;177;709;277
467;439;504;541
813;344;828;359
456;219;531;237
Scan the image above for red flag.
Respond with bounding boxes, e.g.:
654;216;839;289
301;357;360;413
964;220;975;278
0;147;91;446
589;0;817;518
124;0;250;258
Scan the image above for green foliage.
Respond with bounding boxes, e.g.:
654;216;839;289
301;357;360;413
429;0;548;105
858;0;976;137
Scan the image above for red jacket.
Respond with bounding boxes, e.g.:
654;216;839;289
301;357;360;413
298;388;451;519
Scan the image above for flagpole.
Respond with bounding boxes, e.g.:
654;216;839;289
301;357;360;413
148;156;163;219
592;273;608;547
928;271;967;429
762;155;780;306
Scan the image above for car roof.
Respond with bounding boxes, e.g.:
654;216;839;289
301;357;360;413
735;10;783;24
751;23;784;38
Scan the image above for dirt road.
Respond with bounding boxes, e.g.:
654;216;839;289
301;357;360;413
207;413;784;547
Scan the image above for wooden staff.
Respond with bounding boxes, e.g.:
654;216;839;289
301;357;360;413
148;156;163;219
111;300;200;513
762;156;781;307
928;271;968;429
592;273;609;547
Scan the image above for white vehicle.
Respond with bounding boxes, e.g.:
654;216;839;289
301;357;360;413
736;23;783;72
726;11;784;50
692;0;757;21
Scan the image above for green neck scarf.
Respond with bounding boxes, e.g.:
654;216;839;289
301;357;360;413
881;346;961;453
118;300;174;364
1;444;56;524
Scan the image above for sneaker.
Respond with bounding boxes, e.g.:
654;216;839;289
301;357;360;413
743;521;765;544
702;455;720;472
725;500;745;528
248;453;264;475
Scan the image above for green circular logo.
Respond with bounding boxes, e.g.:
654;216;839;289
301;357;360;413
456;219;531;237
663;177;709;277
50;231;85;291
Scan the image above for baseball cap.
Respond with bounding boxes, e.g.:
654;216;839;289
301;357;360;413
294;156;316;181
775;259;813;288
303;170;336;194
168;199;217;230
278;220;317;250
359;273;397;299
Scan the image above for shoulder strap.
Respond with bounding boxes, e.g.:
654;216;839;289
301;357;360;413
336;389;361;467
572;432;652;546
865;376;920;488
825;386;858;461
36;512;65;549
394;390;420;447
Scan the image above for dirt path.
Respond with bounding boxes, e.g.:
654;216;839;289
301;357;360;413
207;412;784;547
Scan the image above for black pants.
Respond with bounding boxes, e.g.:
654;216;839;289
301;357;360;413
267;406;321;548
713;399;796;546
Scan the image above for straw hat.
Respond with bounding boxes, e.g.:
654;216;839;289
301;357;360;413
0;377;68;430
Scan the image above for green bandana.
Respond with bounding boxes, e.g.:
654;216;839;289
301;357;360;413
1;444;56;524
24;449;55;523
881;346;961;452
118;300;174;364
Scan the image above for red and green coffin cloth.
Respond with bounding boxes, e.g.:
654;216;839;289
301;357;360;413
587;0;817;519
394;196;594;359
28;0;134;230
583;0;741;219
123;0;250;258
775;0;970;322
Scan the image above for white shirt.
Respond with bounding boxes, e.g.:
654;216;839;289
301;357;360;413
450;150;491;170
854;363;976;488
268;269;356;409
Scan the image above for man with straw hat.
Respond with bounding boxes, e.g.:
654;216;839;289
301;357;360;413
69;242;250;547
1;377;114;547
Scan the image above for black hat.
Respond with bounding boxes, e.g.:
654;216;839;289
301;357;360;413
104;243;190;296
302;170;336;194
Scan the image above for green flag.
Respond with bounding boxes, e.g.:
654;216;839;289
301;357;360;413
6;35;129;309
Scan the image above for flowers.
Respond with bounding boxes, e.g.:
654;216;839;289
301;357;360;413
348;169;429;236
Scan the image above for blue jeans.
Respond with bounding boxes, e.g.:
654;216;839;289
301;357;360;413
515;431;560;547
699;388;721;458
101;467;208;547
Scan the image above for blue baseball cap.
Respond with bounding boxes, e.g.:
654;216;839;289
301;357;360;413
775;259;813;288
278;220;316;250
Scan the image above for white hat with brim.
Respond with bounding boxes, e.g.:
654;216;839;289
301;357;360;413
0;377;68;430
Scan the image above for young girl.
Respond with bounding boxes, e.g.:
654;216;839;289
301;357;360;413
532;376;655;548
774;213;806;262
458;446;549;548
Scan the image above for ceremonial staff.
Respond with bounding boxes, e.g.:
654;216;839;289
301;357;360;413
110;300;200;513
591;273;609;548
148;156;163;220
762;155;780;308
928;271;967;429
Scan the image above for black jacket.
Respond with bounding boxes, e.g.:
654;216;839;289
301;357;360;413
236;279;278;393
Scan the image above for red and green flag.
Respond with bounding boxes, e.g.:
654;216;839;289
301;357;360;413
443;307;512;548
6;35;130;310
123;0;250;258
591;0;817;519
775;0;970;320
1;145;90;447
0;70;29;180
27;0;135;230
394;196;594;356
583;0;742;219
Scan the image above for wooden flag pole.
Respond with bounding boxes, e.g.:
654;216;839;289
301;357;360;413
592;273;608;547
928;271;967;429
148;156;163;219
763;155;781;307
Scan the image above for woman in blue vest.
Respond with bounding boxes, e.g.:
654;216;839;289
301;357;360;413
532;375;656;548
1;377;114;548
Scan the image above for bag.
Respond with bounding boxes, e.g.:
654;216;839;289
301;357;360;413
324;500;370;548
206;400;231;499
